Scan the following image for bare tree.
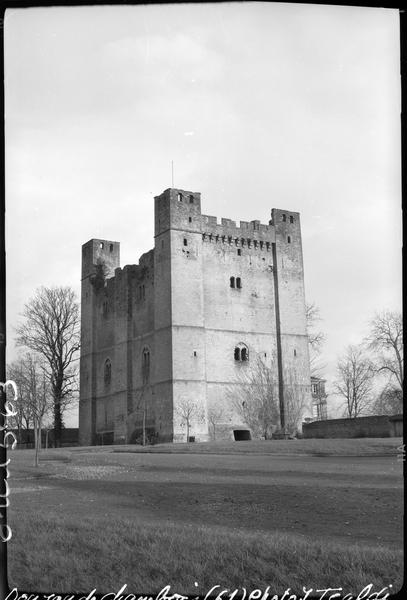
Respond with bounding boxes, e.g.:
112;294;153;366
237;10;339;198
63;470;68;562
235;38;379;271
283;368;310;435
7;353;52;465
15;286;80;447
367;310;403;391
6;357;34;442
207;405;224;441
229;356;279;439
176;398;202;442
306;302;326;377
334;344;375;418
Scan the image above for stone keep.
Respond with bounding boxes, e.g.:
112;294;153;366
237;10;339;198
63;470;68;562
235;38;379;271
79;188;312;445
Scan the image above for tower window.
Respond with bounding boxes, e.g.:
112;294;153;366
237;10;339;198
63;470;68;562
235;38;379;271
183;238;188;246
142;348;150;384
104;359;111;386
99;242;104;249
230;276;235;288
188;217;192;223
236;277;241;289
234;343;249;362
109;244;114;252
287;236;291;244
237;249;242;256
177;193;183;202
290;215;294;223
282;214;286;222
189;195;194;203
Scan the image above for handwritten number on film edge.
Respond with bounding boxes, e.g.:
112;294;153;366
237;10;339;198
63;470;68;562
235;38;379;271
1;380;19;542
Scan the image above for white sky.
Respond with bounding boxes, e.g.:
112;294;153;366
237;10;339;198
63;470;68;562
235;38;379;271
4;3;402;424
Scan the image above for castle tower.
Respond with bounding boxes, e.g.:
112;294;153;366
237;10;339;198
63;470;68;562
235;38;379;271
154;189;208;442
79;239;120;445
79;188;312;445
271;209;312;430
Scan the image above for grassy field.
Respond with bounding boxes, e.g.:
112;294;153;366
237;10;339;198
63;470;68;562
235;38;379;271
109;437;402;456
7;439;403;596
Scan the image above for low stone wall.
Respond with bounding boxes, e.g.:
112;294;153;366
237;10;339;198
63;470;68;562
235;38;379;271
302;415;403;439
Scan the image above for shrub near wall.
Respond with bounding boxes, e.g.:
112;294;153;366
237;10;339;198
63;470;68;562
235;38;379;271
302;415;403;439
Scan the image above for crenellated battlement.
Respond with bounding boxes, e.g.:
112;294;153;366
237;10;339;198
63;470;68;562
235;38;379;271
201;213;274;240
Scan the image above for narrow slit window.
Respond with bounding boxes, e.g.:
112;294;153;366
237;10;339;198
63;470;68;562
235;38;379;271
234;347;241;361
230;276;235;288
188;217;192;223
236;277;241;289
290;215;294;223
109;244;114;252
183;238;188;246
287;236;291;244
177;193;183;202
282;214;286;222
142;348;150;384
104;359;111;386
237;249;242;256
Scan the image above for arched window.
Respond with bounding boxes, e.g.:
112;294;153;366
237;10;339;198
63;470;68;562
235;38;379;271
234;343;249;362
177;193;183;202
104;359;111;386
290;215;294;223
142;347;150;384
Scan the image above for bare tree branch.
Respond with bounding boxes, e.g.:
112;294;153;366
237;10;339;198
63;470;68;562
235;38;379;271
366;310;403;391
228;356;280;439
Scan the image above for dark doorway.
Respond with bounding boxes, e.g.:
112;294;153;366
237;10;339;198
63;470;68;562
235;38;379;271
233;429;251;441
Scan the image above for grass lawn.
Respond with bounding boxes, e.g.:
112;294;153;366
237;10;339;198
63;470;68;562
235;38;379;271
9;512;402;595
6;439;403;596
112;437;402;456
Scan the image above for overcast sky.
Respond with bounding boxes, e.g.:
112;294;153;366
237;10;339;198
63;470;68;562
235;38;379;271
5;3;401;423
